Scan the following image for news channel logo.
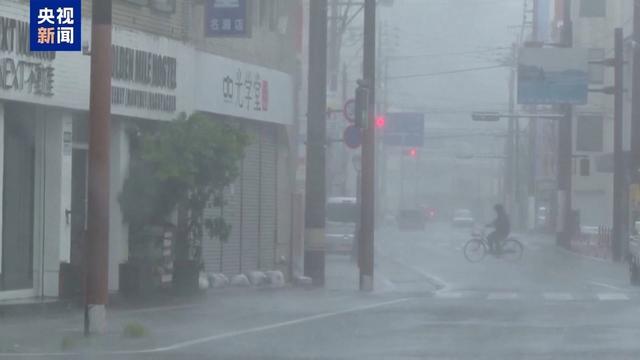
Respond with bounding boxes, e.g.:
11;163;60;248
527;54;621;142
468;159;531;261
30;0;81;52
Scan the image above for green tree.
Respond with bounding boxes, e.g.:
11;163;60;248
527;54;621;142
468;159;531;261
120;113;249;263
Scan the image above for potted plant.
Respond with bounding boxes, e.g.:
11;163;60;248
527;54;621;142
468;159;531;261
120;113;248;296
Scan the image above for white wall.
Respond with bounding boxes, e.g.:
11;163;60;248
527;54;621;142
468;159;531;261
109;118;130;292
38;110;74;297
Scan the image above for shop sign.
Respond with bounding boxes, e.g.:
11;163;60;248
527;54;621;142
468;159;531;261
221;68;268;113
196;53;293;125
0;15;56;97
204;0;249;37
111;45;178;113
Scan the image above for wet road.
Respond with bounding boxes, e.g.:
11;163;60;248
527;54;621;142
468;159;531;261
152;224;640;359
3;223;640;359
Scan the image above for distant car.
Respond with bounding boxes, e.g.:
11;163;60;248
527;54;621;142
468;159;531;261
452;209;474;228
397;209;426;231
420;206;438;222
326;197;357;255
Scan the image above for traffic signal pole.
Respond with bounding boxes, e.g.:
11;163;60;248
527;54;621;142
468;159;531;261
359;0;376;292
85;0;112;335
631;0;640;239
304;0;328;286
612;28;627;261
557;0;573;248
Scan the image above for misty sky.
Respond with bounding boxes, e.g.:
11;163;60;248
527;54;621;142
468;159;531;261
375;0;523;127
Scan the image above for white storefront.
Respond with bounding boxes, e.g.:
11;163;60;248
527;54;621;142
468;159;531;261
0;2;294;300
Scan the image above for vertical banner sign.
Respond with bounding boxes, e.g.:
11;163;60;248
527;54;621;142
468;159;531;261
30;0;81;51
204;0;249;37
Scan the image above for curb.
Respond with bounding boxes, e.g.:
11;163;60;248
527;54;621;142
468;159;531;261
0;298;74;319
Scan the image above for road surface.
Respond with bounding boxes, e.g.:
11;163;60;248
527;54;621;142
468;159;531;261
2;223;639;359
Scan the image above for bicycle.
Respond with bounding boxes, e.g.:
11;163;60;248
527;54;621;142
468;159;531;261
463;229;524;263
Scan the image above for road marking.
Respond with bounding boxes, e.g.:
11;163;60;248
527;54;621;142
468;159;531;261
543;292;574;301
435;292;464;299
487;292;518;300
589;281;626;292
597;293;630;301
0;297;413;357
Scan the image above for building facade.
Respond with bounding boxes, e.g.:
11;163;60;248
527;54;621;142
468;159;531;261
0;0;302;300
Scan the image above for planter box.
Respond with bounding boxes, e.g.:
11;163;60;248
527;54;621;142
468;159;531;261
59;262;83;300
173;260;201;295
119;260;155;298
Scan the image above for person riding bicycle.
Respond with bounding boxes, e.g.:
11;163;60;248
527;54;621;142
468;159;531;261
486;204;510;254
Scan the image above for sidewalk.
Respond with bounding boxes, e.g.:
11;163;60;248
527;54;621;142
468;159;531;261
517;232;633;291
0;255;412;357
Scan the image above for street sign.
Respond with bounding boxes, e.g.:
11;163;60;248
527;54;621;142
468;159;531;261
383;112;425;147
343;125;362;149
343;98;356;123
204;0;249;37
518;48;589;105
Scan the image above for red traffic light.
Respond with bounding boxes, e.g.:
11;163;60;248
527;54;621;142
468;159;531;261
407;148;417;157
375;116;386;129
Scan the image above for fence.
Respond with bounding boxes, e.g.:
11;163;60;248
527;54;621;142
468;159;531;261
569;225;612;260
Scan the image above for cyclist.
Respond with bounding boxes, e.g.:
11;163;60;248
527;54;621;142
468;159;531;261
486;204;510;254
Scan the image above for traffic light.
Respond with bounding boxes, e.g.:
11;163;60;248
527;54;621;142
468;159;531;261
375;115;386;129
407;148;417;157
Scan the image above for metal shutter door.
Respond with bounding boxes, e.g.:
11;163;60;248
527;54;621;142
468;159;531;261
259;125;277;270
241;125;261;273
202;200;222;274
221;176;242;275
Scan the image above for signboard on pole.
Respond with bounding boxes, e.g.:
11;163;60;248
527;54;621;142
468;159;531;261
343;98;356;123
343;125;362;149
204;0;249;37
383;112;425;147
517;48;589;105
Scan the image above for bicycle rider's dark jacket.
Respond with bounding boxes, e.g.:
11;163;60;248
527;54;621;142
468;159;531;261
490;211;511;237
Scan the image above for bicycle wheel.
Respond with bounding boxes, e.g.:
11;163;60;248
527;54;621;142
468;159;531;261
463;239;486;263
501;238;523;262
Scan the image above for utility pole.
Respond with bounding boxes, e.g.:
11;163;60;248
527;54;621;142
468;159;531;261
304;0;328;286
557;0;573;248
528;0;540;232
630;0;640;241
612;28;627;261
359;0;376;292
506;44;516;216
329;0;339;92
85;0;112;335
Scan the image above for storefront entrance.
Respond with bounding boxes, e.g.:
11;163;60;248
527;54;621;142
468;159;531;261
1;104;36;293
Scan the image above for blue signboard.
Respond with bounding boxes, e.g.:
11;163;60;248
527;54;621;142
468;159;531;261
383;112;425;147
30;0;81;51
343;125;362;149
518;48;589;105
204;0;249;37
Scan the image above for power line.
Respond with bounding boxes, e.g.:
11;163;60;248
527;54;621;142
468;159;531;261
386;47;510;60
388;64;509;80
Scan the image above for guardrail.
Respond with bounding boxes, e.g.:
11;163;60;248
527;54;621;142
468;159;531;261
569;225;612;260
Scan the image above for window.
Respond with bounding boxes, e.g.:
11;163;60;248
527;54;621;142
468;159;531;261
580;0;606;17
588;48;605;84
576;115;603;152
